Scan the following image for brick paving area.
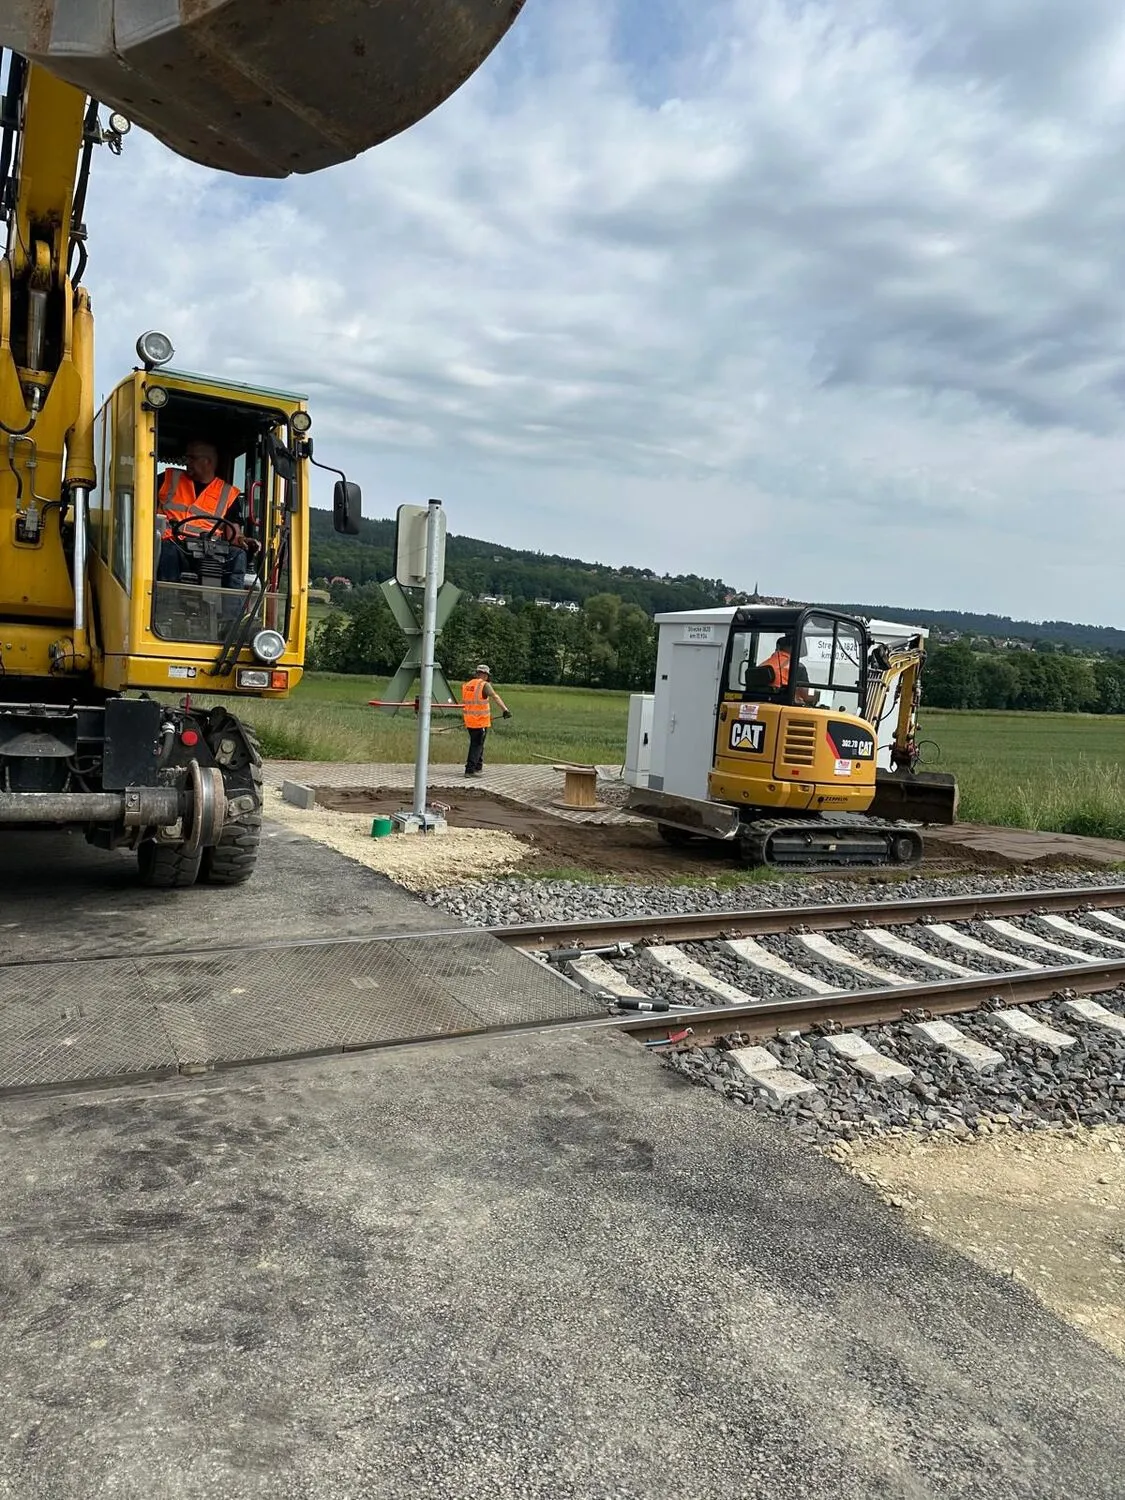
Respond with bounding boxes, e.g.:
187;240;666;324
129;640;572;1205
263;760;640;826
926;821;1125;867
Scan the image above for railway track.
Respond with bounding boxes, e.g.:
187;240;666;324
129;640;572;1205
495;882;1125;1046
492;883;1125;1140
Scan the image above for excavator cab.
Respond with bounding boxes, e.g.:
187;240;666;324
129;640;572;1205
711;607;879;821
91;349;359;699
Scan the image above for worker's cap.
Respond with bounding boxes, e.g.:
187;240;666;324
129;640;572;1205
475;663;491;676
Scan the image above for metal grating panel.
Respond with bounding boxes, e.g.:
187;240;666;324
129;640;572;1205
393;933;604;1028
0;959;178;1090
0;931;600;1091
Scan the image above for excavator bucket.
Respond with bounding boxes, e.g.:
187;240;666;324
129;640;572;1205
3;1;527;177
870;769;959;827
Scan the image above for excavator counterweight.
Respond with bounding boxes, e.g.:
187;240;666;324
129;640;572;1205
3;0;526;177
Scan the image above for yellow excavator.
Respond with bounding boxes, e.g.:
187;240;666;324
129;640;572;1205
0;3;525;886
626;605;959;869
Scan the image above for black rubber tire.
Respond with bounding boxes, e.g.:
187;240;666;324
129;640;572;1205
137;839;203;888
657;824;695;846
200;756;263;886
888;831;923;865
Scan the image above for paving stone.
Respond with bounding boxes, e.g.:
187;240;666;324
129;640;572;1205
280;779;317;810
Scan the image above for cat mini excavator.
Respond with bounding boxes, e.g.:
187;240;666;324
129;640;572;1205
626;605;959;870
0;2;526;886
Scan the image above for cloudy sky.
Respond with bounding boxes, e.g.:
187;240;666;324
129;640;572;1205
84;0;1125;625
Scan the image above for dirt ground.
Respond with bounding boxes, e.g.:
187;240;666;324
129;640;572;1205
836;1128;1125;1360
312;784;1094;883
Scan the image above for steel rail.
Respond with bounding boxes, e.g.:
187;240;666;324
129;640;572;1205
1;883;1122;975
490;883;1125;951
618;956;1125;1044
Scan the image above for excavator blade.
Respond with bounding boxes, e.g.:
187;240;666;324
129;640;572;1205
869;769;959;827
3;1;527;177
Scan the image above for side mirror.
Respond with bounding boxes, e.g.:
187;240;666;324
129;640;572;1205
334;480;362;536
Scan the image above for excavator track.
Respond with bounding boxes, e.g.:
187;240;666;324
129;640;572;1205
737;818;924;871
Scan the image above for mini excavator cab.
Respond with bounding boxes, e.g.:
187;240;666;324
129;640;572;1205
711;607;880;819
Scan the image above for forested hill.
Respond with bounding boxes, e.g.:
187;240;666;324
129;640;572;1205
825;604;1125;653
309;508;729;615
311;509;1123;649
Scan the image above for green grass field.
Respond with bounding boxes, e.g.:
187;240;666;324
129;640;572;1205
225;675;1125;841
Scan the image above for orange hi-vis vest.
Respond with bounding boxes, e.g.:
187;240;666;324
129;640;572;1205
160;470;239;541
461;677;490;729
762;648;791;688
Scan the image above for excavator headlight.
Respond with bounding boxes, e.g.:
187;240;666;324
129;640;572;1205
251;628;286;664
108;112;131;137
144;385;169;410
290;411;312;435
136;330;174;370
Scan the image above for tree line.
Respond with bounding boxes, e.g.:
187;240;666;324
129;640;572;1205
310;588;658;691
310;507;728;618
922;642;1125;714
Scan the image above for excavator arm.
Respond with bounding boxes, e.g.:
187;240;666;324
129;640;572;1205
2;1;526;178
865;638;959;826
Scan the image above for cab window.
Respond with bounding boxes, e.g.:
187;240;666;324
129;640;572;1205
799;615;864;716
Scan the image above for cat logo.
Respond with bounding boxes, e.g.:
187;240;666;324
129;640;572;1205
729;720;766;753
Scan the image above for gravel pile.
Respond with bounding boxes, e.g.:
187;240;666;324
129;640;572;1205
661;991;1125;1147
422;867;1125;927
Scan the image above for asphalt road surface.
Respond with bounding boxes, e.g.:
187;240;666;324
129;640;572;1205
1;1027;1123;1500
0;820;450;964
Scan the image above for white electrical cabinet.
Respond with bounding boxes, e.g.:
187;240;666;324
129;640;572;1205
624;694;654;787
642;607;927;798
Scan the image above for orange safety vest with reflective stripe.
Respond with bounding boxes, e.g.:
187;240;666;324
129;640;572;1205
461;677;491;729
761;648;790;688
159;470;239;541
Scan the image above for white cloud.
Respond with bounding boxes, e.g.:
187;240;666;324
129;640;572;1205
84;0;1125;623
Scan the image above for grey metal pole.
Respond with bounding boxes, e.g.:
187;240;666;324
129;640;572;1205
412;498;442;819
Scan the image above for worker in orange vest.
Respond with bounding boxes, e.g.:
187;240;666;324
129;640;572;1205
761;634;793;689
760;633;819;706
461;664;511;776
156;438;247;587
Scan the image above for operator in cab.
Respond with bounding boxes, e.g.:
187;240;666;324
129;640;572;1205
762;634;819;707
156;439;247;588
